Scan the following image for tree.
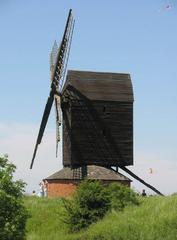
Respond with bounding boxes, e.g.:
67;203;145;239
0;155;28;240
62;180;139;232
62;180;111;232
107;183;139;211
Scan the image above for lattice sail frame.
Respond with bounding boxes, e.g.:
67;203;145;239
50;10;74;156
30;9;74;169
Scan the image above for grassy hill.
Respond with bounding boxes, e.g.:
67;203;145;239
25;195;177;240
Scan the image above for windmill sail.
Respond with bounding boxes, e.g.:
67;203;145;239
30;9;74;169
51;9;74;91
51;10;74;157
59;15;75;91
50;41;61;157
54;95;61;157
50;40;58;71
30;91;54;169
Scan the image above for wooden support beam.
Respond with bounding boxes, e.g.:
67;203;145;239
110;166;164;196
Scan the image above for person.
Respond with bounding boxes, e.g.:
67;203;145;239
38;182;44;197
141;189;147;197
43;180;48;197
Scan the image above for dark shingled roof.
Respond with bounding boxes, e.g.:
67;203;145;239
45;165;131;181
63;70;134;102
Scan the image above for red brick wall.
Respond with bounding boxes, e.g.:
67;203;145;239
47;180;79;198
47;179;131;198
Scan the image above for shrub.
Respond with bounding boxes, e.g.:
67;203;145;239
0;155;28;240
62;180;111;232
107;183;139;211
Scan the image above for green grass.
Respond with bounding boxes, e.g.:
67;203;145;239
25;195;177;240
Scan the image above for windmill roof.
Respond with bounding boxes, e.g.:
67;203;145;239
63;70;134;102
45;165;131;182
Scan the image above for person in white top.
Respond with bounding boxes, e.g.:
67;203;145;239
38;182;44;197
43;180;48;197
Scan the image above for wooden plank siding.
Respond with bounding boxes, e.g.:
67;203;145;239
62;70;133;102
62;70;134;167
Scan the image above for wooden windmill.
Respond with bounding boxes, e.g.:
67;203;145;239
30;9;163;196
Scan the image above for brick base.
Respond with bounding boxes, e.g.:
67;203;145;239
46;179;130;198
47;180;79;198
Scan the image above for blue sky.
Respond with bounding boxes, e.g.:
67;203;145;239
0;0;177;195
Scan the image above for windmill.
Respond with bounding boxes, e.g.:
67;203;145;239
30;9;163;196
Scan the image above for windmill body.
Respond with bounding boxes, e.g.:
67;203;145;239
62;70;134;168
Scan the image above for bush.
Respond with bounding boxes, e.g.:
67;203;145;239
0;155;28;240
62;180;139;232
62;180;111;232
107;183;139;211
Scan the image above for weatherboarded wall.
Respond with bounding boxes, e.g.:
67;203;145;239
62;70;134;168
